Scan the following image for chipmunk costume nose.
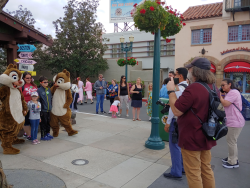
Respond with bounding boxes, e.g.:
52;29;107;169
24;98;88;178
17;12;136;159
18;81;22;84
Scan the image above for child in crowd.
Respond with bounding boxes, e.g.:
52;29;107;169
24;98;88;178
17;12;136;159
27;92;41;145
70;79;79;112
37;76;53;141
145;83;153;121
109;96;120;118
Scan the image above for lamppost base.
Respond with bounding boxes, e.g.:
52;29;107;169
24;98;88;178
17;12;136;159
145;138;165;150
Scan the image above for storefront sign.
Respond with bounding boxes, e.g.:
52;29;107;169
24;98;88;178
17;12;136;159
221;47;250;55
19;52;33;59
17;44;36;52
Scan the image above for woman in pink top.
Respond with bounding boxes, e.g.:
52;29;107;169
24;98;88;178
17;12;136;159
77;77;84;105
20;72;37;140
220;78;245;169
84;77;94;104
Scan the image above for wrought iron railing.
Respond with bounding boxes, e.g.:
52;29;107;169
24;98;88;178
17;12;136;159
225;0;250;11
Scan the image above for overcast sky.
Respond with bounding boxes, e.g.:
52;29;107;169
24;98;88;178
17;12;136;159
4;0;222;37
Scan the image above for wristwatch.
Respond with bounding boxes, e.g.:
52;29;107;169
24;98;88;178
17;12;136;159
167;90;175;95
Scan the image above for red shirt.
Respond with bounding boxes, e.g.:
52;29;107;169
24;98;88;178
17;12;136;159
175;83;216;151
21;83;37;102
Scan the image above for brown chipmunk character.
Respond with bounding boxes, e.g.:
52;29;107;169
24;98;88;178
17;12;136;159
50;69;78;137
0;64;28;155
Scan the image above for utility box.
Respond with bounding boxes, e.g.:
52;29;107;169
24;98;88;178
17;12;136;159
158;98;169;142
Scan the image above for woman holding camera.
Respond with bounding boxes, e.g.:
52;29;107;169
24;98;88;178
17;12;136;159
130;77;142;121
220;78;245;169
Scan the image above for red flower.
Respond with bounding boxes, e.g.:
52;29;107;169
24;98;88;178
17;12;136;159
165;6;169;9
176;23;179;26
161;2;165;5
166;38;171;43
183;23;186;26
140;9;146;14
181;21;182;23
150;6;155;11
156;1;161;5
151;32;155;35
133;3;137;8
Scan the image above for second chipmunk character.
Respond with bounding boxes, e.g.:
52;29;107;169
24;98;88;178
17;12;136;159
50;69;78;137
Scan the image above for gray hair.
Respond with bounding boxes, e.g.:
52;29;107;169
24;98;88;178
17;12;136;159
192;66;216;84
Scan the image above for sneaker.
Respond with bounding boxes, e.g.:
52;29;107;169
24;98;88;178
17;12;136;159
101;111;106;114
32;140;37;145
222;161;239;169
108;111;112;114
149;117;151;121
113;115;117;118
104;98;107;100
47;133;54;139
26;136;32;141
41;136;51;141
163;173;182;179
35;139;41;144
23;133;27;138
118;114;121;117
222;157;228;163
126;114;129;117
74;110;79;112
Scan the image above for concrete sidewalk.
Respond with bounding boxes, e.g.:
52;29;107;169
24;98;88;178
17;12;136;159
1;113;249;188
1;112;171;188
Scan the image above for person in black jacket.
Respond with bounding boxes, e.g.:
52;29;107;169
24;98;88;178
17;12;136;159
37;76;53;141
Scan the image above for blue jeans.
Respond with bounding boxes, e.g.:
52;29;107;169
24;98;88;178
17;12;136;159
96;94;104;113
169;118;185;177
30;119;40;141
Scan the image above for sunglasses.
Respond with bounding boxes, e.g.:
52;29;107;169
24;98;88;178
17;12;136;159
43;82;48;84
99;77;103;78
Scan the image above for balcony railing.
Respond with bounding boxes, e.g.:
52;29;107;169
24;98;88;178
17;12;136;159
225;0;250;12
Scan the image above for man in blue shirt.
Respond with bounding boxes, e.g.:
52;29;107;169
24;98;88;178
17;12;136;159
94;74;107;114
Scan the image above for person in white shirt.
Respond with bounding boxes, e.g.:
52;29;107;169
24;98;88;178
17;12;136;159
163;67;188;179
71;79;79;112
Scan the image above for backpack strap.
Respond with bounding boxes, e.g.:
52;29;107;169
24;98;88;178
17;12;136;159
191;108;203;124
232;103;241;112
179;84;188;89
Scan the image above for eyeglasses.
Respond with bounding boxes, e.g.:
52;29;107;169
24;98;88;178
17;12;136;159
99;77;103;78
221;84;227;87
43;82;48;84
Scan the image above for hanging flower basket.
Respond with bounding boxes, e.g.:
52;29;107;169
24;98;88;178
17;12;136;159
117;57;138;67
132;0;185;41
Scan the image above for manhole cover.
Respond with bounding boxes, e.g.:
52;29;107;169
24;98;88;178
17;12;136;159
72;159;89;166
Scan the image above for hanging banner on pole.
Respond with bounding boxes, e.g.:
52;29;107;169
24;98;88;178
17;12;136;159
109;0;144;23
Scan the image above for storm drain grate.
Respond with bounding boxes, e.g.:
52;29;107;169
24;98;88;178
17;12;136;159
71;159;89;166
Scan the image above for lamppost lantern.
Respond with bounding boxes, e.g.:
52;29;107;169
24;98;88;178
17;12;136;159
120;35;134;81
129;35;134;42
120;36;125;43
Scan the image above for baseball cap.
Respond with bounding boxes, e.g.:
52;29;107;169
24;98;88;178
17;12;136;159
185;57;211;70
31;92;39;97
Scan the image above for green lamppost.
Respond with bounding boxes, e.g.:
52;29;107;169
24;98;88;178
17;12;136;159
145;29;165;150
120;35;134;81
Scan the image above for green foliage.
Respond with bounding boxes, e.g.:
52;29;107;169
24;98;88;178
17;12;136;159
117;57;137;67
0;48;7;74
6;5;38;29
34;0;109;80
133;0;185;39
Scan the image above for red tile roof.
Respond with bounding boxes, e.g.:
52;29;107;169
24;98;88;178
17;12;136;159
183;2;223;21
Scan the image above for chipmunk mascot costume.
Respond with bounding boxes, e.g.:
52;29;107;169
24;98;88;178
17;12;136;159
50;69;78;137
0;64;28;155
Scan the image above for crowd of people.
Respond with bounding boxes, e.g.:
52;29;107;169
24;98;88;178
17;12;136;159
162;57;246;188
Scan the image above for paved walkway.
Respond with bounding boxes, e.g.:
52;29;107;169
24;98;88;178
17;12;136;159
1;113;249;188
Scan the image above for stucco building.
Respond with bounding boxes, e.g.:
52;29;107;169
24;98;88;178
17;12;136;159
175;0;250;98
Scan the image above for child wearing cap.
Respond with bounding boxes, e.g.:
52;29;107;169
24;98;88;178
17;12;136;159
27;91;41;145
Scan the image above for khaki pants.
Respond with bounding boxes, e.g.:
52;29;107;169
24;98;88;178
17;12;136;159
181;148;215;188
226;127;243;165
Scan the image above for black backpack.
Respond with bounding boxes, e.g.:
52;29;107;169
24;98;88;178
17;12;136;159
191;82;228;141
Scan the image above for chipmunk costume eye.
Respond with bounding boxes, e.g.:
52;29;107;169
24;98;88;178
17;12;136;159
57;78;65;84
9;71;19;81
